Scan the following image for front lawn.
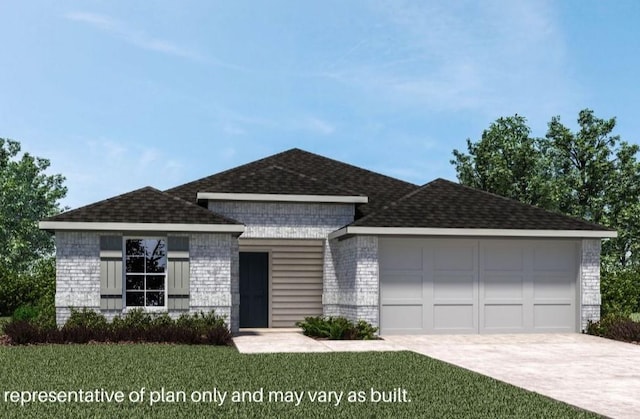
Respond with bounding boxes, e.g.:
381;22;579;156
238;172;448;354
0;345;596;418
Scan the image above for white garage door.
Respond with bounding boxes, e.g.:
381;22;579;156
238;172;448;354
379;238;578;334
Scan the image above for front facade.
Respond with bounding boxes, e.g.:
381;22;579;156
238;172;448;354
40;149;616;334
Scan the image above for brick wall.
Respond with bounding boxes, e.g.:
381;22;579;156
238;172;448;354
581;239;602;331
188;233;239;333
54;231;101;325
324;235;379;327
54;231;239;332
208;201;354;239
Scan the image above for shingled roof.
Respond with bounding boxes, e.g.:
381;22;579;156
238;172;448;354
165;148;417;216
350;178;615;231
43;187;241;225
208;165;364;197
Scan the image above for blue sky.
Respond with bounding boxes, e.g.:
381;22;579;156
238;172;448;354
1;1;639;208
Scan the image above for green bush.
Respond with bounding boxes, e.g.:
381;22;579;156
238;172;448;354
296;316;378;340
65;308;109;331
12;304;40;322
601;268;640;317
0;258;55;316
4;310;232;346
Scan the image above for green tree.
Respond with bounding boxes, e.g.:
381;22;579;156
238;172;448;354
0;138;67;273
451;109;640;269
451;115;552;208
543;110;640;267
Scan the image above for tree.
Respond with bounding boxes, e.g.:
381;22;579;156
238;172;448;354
451;109;640;269
0;138;67;273
543;110;640;267
451;115;552;208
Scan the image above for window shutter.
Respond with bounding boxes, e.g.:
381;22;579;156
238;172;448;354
167;236;190;310
100;236;123;310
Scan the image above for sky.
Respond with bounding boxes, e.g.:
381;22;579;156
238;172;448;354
1;1;639;209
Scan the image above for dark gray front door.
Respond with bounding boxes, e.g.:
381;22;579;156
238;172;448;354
239;252;269;328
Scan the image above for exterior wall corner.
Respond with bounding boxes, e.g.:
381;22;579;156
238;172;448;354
580;239;602;331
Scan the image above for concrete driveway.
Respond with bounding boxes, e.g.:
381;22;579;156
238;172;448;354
383;333;640;419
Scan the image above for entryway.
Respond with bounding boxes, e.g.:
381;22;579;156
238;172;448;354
239;252;269;328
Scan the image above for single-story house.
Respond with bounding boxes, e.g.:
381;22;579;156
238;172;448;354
39;148;616;335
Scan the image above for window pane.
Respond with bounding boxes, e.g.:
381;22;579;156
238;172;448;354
125;275;144;290
146;254;166;273
146;292;165;307
126;292;144;307
145;240;166;273
126;257;144;273
126;239;145;256
146;275;165;290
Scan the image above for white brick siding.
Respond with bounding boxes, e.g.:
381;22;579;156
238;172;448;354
324;235;379;327
55;232;101;325
208;201;354;239
53;231;239;332
189;233;239;333
581;239;602;330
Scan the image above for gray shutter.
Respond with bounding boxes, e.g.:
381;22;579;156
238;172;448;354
100;236;123;310
167;236;190;310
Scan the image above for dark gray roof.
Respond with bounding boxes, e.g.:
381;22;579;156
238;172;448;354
209;165;364;196
166;148;418;216
351;178;614;231
44;187;241;225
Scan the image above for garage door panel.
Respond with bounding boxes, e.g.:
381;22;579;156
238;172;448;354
379;241;423;271
483;305;524;330
434;246;475;271
433;275;475;300
483;275;524;299
381;305;423;331
533;245;575;271
433;305;475;331
533;275;573;299
381;274;423;299
533;304;574;330
483;245;524;271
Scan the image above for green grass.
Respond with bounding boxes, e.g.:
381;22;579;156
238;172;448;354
0;345;598;418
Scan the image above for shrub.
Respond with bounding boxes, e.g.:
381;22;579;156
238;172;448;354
586;314;640;342
12;304;40;322
65;308;109;331
4;309;232;346
0;258;56;316
3;320;43;345
354;319;379;340
296;316;378;340
601;268;640;317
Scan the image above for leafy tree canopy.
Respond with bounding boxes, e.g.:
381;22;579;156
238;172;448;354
451;109;640;269
0;138;67;273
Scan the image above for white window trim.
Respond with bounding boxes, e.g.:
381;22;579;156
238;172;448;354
123;236;168;310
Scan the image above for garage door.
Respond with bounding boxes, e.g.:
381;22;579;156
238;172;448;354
379;238;578;334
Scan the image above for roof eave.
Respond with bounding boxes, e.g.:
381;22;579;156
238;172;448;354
39;221;245;234
197;192;368;204
328;226;618;240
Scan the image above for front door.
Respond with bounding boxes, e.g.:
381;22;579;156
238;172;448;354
239;252;269;328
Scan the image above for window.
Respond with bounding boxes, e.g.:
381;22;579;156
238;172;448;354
125;238;167;307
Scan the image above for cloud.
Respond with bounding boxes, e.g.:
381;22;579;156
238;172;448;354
65;11;203;61
310;1;579;121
